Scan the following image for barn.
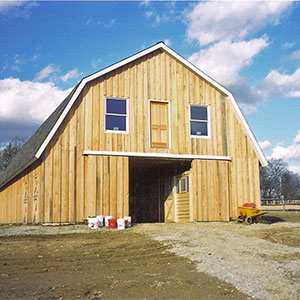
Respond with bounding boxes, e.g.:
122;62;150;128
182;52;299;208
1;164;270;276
0;42;267;224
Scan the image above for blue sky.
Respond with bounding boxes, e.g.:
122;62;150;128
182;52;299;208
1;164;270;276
0;0;300;173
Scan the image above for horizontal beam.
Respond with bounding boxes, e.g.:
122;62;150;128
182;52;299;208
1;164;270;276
83;150;231;161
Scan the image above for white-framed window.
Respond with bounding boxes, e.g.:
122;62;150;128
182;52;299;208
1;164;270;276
105;97;129;133
190;104;210;138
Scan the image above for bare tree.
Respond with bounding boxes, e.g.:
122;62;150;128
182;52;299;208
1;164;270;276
0;137;25;170
260;159;300;199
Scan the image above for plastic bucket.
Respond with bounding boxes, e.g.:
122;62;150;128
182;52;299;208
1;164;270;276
124;216;132;228
96;215;104;227
117;218;125;230
88;217;98;229
108;218;116;229
105;216;113;227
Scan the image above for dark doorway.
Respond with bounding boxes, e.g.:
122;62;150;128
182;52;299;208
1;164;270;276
129;158;191;223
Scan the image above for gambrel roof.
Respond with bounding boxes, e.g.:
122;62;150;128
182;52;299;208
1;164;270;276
0;42;267;189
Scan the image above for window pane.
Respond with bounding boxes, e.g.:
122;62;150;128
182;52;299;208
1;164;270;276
186;176;189;192
106;115;126;131
106;99;126;114
181;178;186;192
176;177;180;194
191;106;207;121
191;121;208;136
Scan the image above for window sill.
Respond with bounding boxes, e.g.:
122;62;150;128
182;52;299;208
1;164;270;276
191;135;211;139
105;130;129;134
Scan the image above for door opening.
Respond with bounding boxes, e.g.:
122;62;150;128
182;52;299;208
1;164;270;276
129;158;191;223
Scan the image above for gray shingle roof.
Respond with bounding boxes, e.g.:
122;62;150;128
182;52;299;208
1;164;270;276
0;84;79;189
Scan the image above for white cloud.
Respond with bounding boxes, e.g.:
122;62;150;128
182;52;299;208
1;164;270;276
61;68;82;82
281;42;296;49
260;68;300;98
0;1;25;13
184;1;293;114
287;49;300;60
104;18;115;29
288;165;300;175
185;1;291;47
259;140;272;151
0;1;38;18
293;130;300;144
281;42;295;50
34;64;59;82
164;39;171;47
270;130;300;161
271;144;300;161
145;11;153;18
13;54;24;65
155;15;160;25
0;78;71;124
139;0;150;7
91;58;102;69
189;38;269;86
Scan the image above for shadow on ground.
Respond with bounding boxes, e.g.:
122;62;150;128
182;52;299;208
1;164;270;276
259;215;285;224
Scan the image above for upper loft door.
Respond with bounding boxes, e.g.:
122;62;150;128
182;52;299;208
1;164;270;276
150;101;170;148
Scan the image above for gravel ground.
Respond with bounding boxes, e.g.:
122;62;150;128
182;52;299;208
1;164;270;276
0;224;92;237
1;222;299;300
135;222;300;300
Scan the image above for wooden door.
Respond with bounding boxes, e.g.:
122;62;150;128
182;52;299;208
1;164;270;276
175;173;190;222
162;178;174;222
150;101;169;148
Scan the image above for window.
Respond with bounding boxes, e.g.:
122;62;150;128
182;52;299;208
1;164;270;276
176;176;189;193
190;105;210;138
105;98;128;133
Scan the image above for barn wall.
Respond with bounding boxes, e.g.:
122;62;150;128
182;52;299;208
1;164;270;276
81;49;229;156
191;160;230;222
0;162;43;224
225;97;261;219
0;48;261;224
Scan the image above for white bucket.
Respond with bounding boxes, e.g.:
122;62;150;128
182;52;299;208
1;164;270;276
96;215;104;227
117;218;125;230
88;217;98;229
105;216;113;227
124;216;132;228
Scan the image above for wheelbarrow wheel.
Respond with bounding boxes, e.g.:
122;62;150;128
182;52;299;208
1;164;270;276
245;216;253;225
237;215;244;223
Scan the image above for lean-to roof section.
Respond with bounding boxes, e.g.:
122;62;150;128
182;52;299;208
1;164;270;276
0;42;267;189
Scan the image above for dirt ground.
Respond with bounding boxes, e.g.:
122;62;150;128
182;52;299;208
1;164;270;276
0;229;251;300
0;211;299;300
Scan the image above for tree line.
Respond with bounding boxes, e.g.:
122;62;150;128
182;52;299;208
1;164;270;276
0;138;299;199
260;159;300;200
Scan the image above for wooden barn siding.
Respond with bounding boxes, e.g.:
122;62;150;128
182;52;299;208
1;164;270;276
225;97;261;219
0;161;43;224
0;49;260;224
82;50;227;156
191;160;230;222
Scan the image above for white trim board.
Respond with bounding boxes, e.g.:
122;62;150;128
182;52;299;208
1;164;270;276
35;42;267;166
83;150;231;161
